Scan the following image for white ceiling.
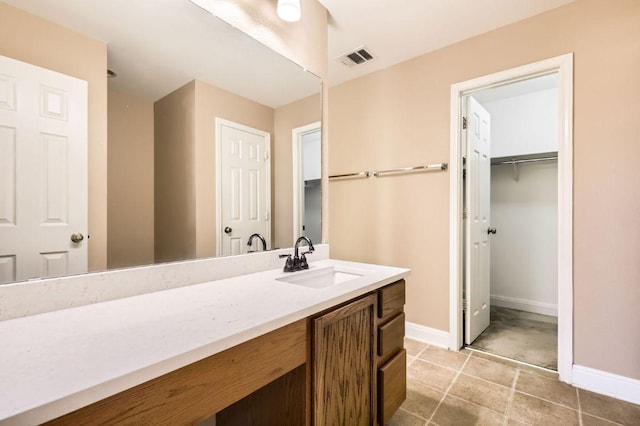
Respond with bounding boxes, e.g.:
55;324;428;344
2;0;321;107
317;0;575;87
3;0;576;104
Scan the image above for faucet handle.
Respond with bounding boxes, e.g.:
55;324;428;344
279;254;296;272
299;253;310;270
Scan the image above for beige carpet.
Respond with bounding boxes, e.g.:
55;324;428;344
469;306;558;370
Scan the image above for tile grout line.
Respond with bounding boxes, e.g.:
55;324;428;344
566;386;628;426
457;370;514;391
576;386;583;426
425;350;472;425
514;388;582;412
503;368;520;425
412;343;430;362
395;407;430;424
406;342;430;367
410;356;467;374
407;355;417;368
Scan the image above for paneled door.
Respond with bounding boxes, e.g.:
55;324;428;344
0;55;88;284
216;118;270;256
465;96;492;344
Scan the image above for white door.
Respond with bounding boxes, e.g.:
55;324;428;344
0;55;88;284
465;96;492;344
217;119;270;256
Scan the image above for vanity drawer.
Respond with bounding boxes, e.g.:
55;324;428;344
378;349;407;425
378;312;405;359
377;280;405;320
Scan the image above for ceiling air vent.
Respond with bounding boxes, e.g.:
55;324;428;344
337;46;376;67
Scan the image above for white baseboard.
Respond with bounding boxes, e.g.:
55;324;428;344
491;295;558;317
573;365;640;405
405;321;450;349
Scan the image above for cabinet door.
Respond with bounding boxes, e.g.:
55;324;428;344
313;294;376;426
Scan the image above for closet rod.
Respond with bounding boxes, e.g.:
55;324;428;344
329;162;448;180
491;156;557;166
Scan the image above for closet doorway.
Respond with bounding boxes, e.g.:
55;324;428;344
463;74;559;370
448;54;574;382
292;122;322;243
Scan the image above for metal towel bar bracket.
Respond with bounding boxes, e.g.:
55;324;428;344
329;162;448;180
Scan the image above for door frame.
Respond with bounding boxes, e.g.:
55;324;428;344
292;121;321;240
448;53;574;382
215;117;271;255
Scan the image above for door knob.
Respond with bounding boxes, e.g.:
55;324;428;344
487;227;497;235
70;233;84;243
224;227;232;234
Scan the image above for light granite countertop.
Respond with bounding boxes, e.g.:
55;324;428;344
0;259;409;425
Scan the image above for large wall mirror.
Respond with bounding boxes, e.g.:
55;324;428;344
0;0;322;285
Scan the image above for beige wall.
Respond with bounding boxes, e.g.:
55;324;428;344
0;2;108;272
194;80;274;258
107;90;155;269
273;94;322;248
154;82;197;263
329;0;640;380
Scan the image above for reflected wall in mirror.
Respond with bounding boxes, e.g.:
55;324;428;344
0;0;322;285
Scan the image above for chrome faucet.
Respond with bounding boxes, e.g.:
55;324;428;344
246;233;267;252
279;236;314;272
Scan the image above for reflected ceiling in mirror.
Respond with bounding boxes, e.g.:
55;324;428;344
2;0;320;106
0;0;322;284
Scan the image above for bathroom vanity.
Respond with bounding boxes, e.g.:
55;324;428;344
0;259;409;425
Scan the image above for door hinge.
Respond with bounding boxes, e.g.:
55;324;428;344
462;117;467;129
462;299;469;312
265;212;270;221
463;208;468;219
264;151;269;161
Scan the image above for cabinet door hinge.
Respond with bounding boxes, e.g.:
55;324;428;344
462;116;467;130
463;208;468;219
462;299;469;312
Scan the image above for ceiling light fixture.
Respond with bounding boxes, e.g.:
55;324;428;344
277;0;301;22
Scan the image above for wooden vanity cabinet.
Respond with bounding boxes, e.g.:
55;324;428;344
310;279;407;426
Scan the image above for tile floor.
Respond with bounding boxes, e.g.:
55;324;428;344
388;338;640;426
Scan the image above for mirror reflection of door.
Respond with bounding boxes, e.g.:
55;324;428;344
216;118;271;256
293;122;321;244
0;54;88;284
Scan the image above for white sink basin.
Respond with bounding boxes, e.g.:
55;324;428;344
276;266;366;289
